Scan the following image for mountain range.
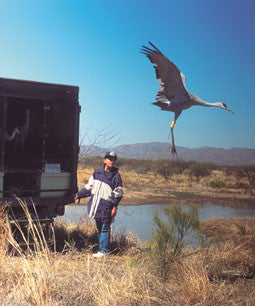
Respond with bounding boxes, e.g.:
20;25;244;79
81;142;255;166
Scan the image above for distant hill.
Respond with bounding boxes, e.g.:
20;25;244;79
80;142;255;165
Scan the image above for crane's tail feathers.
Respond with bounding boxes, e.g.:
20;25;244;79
151;101;168;111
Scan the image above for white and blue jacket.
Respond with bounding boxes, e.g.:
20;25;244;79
76;166;123;223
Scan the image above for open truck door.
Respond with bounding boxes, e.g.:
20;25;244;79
0;77;80;222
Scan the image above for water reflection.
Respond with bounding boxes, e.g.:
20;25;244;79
60;203;255;242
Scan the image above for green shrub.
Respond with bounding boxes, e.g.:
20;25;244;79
149;204;202;281
209;180;226;188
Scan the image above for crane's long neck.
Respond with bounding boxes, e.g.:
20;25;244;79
189;94;221;108
22;111;30;132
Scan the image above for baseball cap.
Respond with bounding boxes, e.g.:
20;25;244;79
104;151;117;160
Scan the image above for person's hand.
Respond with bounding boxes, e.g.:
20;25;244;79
74;194;79;200
111;206;117;218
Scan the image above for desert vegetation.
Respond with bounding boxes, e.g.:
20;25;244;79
0;158;254;305
0;200;255;305
78;157;255;204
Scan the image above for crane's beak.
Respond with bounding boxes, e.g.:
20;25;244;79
227;107;235;115
222;103;234;114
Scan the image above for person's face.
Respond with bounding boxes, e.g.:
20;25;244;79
104;157;116;170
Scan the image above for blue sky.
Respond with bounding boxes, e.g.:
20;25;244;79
0;0;254;149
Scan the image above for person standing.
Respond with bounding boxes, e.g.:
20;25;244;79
75;151;123;258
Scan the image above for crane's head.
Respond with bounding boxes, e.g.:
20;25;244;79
217;102;235;114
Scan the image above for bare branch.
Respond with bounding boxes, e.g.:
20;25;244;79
79;124;121;161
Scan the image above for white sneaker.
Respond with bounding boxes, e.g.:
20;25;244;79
92;251;106;258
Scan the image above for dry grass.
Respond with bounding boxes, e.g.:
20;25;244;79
203;218;255;281
170;260;220;305
1;200;255;305
77;165;255;204
0;202;10;256
0;203;170;305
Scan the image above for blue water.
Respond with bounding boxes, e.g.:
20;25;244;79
60;203;255;241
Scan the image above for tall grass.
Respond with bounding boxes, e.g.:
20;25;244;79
7;198;54;255
0;202;10;256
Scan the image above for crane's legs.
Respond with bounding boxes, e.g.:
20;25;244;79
170;120;177;155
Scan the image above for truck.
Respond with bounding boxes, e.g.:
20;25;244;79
0;77;80;241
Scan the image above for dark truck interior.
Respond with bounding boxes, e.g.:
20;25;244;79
1;95;76;198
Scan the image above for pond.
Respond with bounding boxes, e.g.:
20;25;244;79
59;203;255;242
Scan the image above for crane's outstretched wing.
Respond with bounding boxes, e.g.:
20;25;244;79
141;41;189;102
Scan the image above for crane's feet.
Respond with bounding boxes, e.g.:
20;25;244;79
171;143;177;156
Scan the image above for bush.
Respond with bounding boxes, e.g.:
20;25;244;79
209;180;226;188
80;156;103;168
189;163;212;182
153;160;174;180
135;166;150;174
234;166;255;194
174;159;189;174
149;204;202;280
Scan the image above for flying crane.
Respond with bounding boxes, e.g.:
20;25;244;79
141;41;234;155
